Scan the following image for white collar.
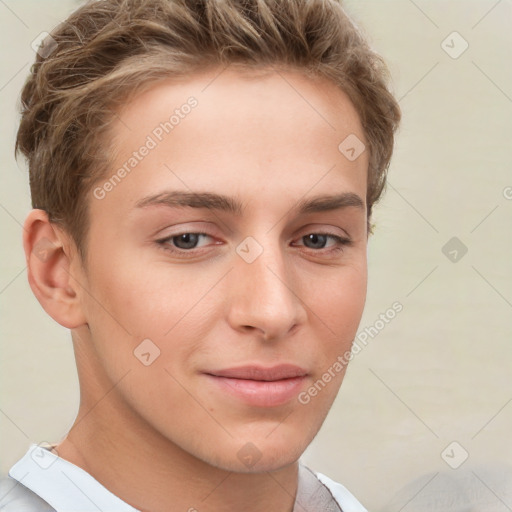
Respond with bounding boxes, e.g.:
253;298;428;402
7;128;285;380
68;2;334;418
9;443;366;512
9;443;139;512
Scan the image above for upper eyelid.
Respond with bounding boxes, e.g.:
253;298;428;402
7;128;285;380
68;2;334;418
156;221;350;238
158;229;348;238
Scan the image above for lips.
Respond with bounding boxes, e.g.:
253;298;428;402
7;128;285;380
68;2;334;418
207;364;308;381
204;364;308;407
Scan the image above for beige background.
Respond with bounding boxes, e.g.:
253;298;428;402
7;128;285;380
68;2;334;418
1;1;511;510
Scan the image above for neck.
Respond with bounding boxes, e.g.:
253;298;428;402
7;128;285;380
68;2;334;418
55;335;299;512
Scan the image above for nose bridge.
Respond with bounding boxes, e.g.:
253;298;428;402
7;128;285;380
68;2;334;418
228;233;305;338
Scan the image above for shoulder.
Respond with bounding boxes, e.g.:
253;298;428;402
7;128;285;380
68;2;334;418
0;476;56;512
315;471;368;512
382;464;512;511
297;462;368;512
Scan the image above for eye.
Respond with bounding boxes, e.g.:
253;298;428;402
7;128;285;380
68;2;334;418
155;231;352;257
295;233;352;252
157;232;215;252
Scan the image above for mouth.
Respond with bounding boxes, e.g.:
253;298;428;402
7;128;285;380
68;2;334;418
203;364;309;407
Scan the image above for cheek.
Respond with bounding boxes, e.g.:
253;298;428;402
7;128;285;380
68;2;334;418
83;246;185;332
306;260;367;338
299;265;367;412
79;250;218;369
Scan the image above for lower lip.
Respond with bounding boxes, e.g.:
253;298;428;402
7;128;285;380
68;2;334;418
204;374;307;407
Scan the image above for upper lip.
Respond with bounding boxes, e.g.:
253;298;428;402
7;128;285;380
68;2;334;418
206;364;308;381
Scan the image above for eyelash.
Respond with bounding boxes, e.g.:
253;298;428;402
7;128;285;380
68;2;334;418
156;231;353;257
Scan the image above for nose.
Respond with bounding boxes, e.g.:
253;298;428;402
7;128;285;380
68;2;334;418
226;236;307;341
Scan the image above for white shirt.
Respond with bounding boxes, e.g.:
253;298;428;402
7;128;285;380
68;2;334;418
0;443;367;512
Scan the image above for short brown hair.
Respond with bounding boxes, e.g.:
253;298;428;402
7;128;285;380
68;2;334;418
16;0;401;257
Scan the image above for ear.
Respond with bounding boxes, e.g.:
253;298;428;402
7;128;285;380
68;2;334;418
23;209;87;329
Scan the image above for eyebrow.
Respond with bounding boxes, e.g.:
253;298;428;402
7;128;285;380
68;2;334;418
135;190;365;216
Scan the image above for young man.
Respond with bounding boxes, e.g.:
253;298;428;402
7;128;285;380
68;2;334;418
0;0;400;510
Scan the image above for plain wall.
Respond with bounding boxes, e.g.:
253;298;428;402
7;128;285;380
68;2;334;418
1;1;511;510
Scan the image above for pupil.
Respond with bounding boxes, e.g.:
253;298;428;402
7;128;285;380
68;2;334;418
176;233;198;249
306;234;326;249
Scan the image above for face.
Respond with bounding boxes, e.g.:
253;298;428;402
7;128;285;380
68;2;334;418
73;66;369;473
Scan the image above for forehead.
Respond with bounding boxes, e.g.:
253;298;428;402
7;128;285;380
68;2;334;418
114;66;365;145
95;66;368;213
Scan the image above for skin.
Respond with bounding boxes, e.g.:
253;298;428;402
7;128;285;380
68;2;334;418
24;66;369;512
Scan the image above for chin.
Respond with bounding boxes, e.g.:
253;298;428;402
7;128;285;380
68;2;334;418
203;435;309;474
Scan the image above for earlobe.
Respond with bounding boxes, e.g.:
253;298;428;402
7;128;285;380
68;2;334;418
23;209;87;329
